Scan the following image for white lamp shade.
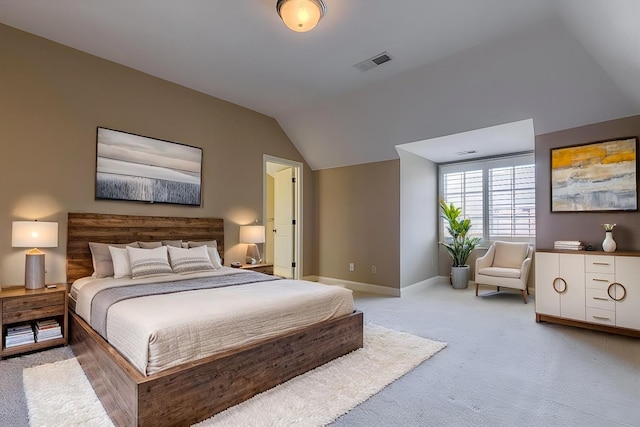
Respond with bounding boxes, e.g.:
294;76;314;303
12;221;59;248
239;225;265;244
277;0;325;33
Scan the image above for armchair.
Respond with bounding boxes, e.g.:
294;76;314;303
475;241;532;303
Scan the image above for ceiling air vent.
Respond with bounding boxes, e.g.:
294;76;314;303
455;150;478;156
354;51;392;72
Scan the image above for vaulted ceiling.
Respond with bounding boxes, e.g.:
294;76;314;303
1;0;638;169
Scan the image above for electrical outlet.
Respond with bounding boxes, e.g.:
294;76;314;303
371;265;376;274
349;262;354;272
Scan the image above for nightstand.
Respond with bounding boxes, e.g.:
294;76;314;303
239;263;274;275
1;284;68;359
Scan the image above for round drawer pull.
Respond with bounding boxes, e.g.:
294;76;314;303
607;282;627;302
552;277;567;294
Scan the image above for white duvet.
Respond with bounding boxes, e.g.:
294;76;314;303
72;268;355;376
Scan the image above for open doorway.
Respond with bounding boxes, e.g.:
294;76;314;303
263;155;303;279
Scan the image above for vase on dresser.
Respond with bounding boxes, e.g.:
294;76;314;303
602;231;616;252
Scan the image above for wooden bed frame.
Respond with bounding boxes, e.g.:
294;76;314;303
66;213;364;427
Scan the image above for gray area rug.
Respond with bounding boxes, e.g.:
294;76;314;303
22;324;445;426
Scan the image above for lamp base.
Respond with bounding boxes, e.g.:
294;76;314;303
25;252;45;290
245;243;261;265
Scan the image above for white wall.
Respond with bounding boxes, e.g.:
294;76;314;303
398;149;438;287
280;17;636;170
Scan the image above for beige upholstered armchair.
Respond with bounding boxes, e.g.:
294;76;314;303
475;241;532;303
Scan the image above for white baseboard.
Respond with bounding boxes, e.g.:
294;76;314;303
311;276;401;297
400;276;449;294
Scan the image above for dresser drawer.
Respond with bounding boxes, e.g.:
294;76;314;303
3;305;65;324
2;292;64;312
585;272;614;290
586;307;616;326
585;255;614;274
586;288;615;310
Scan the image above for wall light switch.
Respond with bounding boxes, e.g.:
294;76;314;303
349;262;354;271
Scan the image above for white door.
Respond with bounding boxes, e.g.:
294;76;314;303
614;256;640;330
559;253;586;321
535;252;585;321
535;252;561;316
274;167;295;278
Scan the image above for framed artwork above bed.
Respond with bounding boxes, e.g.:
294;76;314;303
95;127;203;206
550;137;638;212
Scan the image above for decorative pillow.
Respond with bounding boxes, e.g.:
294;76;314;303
138;240;182;249
137;241;163;249
108;246;133;279
187;240;223;269
89;241;140;278
167;245;215;274
126;246;173;278
493;242;530;269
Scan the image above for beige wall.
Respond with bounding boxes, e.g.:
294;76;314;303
0;23;314;285
315;160;400;288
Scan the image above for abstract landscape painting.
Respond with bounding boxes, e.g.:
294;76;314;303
96;128;202;206
551;137;637;212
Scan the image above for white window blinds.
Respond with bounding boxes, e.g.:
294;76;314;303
440;153;535;243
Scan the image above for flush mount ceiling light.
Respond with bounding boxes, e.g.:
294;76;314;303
276;0;326;33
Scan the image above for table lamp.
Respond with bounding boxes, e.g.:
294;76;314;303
12;221;59;289
239;224;265;265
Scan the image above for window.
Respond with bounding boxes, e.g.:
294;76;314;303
439;153;535;244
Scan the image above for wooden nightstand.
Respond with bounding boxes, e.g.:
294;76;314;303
1;284;68;359
239;263;274;275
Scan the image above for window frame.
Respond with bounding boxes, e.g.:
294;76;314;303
438;152;535;248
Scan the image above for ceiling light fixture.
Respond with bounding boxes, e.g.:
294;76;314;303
276;0;326;33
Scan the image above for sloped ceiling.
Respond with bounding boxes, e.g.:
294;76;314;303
0;0;638;169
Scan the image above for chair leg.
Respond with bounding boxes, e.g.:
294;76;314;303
475;282;479;296
496;286;500;292
521;289;528;304
526;286;530;295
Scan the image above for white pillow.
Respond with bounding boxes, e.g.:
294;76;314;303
187;240;223;269
167;245;215;274
207;247;223;269
108;246;132;279
126;246;173;278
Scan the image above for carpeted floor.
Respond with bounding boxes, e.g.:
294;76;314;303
2;280;640;426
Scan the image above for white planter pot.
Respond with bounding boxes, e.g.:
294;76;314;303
451;266;470;289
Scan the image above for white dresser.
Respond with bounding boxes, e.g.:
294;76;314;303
535;250;640;337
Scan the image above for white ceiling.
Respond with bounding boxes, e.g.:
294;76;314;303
1;0;638;169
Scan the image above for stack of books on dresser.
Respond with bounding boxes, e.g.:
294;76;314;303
5;323;35;348
554;240;584;250
34;319;62;342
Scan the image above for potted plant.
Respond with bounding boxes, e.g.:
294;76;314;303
439;200;482;289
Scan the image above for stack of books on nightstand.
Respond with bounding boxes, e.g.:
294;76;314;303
34;319;62;342
5;323;35;348
554;240;584;250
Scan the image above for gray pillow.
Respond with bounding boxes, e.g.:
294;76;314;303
137;240;182;249
89;241;140;278
187;240;217;249
137;241;163;249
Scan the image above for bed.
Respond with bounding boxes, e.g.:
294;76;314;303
66;213;363;427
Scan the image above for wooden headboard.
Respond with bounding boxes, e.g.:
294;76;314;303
66;213;224;283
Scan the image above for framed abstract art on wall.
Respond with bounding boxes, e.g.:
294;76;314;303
551;137;637;212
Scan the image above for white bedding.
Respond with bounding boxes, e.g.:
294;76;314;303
71;268;355;376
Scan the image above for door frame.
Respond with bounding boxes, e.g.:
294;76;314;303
263;155;303;279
